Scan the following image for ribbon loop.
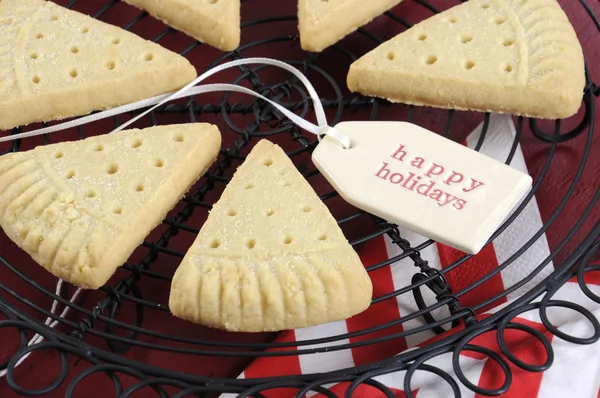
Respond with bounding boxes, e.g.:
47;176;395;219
321;126;352;149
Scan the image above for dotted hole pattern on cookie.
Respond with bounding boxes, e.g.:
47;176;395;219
54;133;194;222
407;5;514;72
106;164;118;175
47;125;219;236
210;239;220;249
426;55;438;66
247;239;256;249
227;209;237;217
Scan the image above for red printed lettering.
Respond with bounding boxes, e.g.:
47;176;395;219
391;145;408;162
428;189;443;201
410;157;425;169
375;148;473;210
389;173;404;184
462;179;485;192
438;193;458;207
425;163;444;177
375;162;391;180
406;175;422;191
400;172;415;188
453;199;467;210
443;171;464;186
416;181;435;196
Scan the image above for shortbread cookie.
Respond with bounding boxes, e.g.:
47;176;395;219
299;0;403;52
0;124;221;289
347;0;585;119
169;140;373;332
124;0;240;51
0;0;197;130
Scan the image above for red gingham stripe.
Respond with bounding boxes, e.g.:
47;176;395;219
437;242;507;315
471;318;550;398
434;137;508;315
583;261;600;286
318;382;413;397
347;235;408;366
242;331;301;397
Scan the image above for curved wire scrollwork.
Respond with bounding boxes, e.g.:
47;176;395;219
1;241;598;397
0;0;598;396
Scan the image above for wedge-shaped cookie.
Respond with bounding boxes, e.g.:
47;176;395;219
347;0;585;119
0;124;221;289
0;0;197;130
124;0;240;51
299;0;403;52
170;140;373;332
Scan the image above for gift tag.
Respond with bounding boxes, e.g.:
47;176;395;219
312;121;532;254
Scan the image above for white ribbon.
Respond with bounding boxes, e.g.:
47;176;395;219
0;57;351;149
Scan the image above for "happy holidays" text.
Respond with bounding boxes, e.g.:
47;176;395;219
375;144;485;210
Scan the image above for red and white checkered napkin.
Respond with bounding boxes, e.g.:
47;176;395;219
225;115;600;397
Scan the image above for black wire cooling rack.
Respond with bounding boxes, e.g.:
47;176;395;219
0;0;599;397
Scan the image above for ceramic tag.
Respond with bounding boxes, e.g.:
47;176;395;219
312;121;532;254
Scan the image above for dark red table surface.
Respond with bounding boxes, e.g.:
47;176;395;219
0;0;599;397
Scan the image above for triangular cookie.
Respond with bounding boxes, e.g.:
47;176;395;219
347;0;585;119
124;0;240;51
0;0;197;130
169;140;373;332
0;124;221;289
298;0;403;52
